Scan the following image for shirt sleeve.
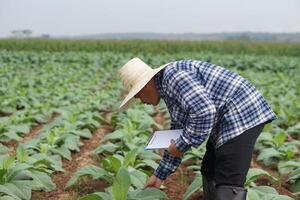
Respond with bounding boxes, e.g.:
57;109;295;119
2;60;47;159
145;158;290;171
153;68;216;180
153;150;182;180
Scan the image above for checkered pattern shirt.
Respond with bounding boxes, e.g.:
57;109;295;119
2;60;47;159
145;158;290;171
153;60;277;180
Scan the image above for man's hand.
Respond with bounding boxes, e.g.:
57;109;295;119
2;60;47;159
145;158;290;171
143;175;163;189
168;139;184;157
143;140;183;190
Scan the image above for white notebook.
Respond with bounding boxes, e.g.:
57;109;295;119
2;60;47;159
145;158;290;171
145;129;183;150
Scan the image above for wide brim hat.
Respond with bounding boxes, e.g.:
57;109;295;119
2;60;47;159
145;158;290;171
118;57;170;112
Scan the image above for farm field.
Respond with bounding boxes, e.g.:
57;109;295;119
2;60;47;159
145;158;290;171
0;39;300;200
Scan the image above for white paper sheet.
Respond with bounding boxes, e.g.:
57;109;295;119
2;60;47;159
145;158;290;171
145;129;183;150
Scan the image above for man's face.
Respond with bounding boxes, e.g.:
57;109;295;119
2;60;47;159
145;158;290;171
134;79;160;106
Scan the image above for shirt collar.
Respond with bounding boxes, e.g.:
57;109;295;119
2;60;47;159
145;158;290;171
154;69;165;98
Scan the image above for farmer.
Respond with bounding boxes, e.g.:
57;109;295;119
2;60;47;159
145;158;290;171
118;58;276;200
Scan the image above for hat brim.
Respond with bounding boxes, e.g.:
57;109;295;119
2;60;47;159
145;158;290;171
118;63;169;112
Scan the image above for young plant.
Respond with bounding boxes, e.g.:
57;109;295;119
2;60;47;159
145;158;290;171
78;167;166;200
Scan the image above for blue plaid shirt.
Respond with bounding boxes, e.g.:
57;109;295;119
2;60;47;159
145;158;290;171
153;60;276;180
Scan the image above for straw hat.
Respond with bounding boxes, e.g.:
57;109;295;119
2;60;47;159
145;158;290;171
118;57;170;111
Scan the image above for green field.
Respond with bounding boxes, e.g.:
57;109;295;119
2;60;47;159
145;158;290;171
0;39;299;200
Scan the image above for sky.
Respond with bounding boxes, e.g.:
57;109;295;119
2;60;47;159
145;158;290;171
0;0;299;38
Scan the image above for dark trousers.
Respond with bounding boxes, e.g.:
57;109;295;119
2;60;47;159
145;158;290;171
200;123;265;187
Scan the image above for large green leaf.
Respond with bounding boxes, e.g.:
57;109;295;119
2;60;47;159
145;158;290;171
273;132;286;147
65;165;110;189
247;186;292;200
278;161;300;175
16;145;28;163
138;150;161;160
10;124;30;134
29;153;64;172
103;130;123;141
247;188;260;200
0;143;9;155
4;131;22;141
182;176;202;200
0;185;21;200
112;167;131;200
4;180;31;200
123;149;138;167
79;194;103;200
128;188;167;200
7;163;31;181
102;155;122;173
27;170;56;191
250;185;278;195
129;170;148;188
257;148;281;166
74;128;92;139
0;195;18;200
140;160;159;170
93;142;119;155
51;145;72;160
271;196;294;200
1;156;15;170
291;178;300;193
288;167;300;181
245;168;278;186
64;135;81;151
80;192;111;200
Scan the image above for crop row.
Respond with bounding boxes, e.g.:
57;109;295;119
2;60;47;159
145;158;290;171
1;39;300;56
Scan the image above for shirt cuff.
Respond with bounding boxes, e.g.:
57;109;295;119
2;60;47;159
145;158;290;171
175;135;191;153
153;150;182;180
